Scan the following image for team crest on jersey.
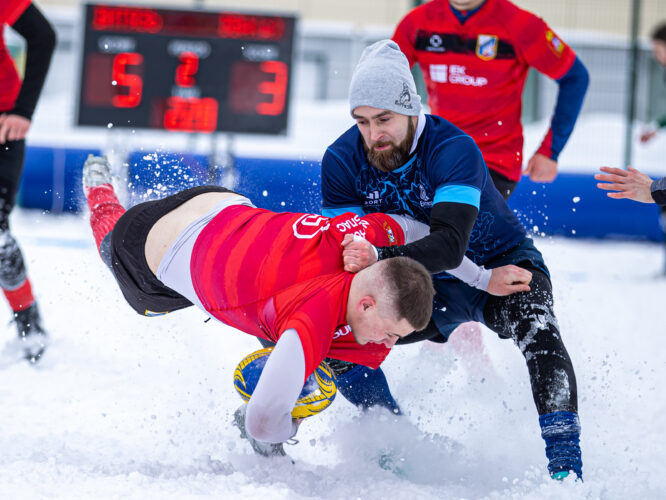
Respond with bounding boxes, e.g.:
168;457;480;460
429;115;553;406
545;30;564;56
418;184;432;208
382;221;396;244
395;82;414;110
476;35;498;61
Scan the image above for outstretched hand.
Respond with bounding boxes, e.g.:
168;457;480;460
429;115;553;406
0;113;31;144
341;234;377;273
594;166;655;203
487;265;532;296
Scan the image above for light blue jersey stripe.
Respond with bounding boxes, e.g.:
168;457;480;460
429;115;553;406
434;185;481;208
322;206;365;218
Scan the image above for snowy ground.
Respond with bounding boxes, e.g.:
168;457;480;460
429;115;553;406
1;208;665;499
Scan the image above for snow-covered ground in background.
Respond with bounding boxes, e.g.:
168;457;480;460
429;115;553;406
1;209;665;499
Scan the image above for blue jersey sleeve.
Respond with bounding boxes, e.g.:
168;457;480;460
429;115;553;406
537;56;589;161
429;134;485;209
321;147;363;216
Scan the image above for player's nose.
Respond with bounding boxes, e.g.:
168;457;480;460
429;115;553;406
383;336;398;348
369;124;384;143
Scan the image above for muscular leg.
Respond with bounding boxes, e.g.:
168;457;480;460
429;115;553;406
83;157;126;268
484;265;582;479
0;139;48;362
0;139;32;307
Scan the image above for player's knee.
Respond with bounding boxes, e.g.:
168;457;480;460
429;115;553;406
0;230;26;289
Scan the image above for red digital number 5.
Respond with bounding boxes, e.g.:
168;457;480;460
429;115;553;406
111;52;143;108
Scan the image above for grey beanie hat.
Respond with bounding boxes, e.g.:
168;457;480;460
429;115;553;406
349;39;422;117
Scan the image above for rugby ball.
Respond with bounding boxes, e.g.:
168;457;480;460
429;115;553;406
233;347;337;419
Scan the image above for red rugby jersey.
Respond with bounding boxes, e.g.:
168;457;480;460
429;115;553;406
190;207;405;379
0;0;30;112
393;0;576;181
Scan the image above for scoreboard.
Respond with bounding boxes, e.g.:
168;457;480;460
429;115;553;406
77;4;295;134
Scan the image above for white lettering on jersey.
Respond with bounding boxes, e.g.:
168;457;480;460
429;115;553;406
292;214;330;239
332;324;352;340
335;215;370;240
429;64;488;87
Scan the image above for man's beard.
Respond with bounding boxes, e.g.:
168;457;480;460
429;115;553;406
364;118;416;173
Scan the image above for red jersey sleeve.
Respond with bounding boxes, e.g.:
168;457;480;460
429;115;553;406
1;0;31;25
359;213;406;246
511;9;575;80
392;12;418;67
327;212;406;248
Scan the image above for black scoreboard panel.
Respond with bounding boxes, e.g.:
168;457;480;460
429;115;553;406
77;4;295;134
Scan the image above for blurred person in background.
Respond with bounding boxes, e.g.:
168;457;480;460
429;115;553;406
0;0;56;362
392;0;589;200
636;22;666;273
639;23;666;145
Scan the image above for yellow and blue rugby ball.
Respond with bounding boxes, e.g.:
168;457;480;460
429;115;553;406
233;347;337;419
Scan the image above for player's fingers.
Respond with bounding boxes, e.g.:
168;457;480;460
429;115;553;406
599;166;627;176
606;191;631;199
341;234;355;247
0;123;8;144
344;262;358;273
8;124;18;142
596;182;621;191
597;173;627;183
513;269;532;284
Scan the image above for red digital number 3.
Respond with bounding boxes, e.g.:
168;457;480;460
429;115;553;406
111;52;143;108
256;60;287;116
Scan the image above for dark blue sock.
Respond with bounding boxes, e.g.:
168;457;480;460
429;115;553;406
539;411;583;480
335;364;401;415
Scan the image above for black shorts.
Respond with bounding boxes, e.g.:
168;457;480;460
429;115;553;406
108;185;237;316
0;139;26;230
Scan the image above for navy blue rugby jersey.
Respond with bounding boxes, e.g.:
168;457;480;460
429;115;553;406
321;114;526;265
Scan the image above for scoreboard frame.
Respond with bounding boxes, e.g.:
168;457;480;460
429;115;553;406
76;3;296;135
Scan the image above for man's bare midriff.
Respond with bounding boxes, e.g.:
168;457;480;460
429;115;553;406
145;191;239;274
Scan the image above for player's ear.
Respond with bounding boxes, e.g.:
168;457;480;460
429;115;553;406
358;295;376;312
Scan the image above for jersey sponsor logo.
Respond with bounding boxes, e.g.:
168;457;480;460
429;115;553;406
365;190;382;206
429;64;487;86
394;82;414;110
419;184;433;208
332;324;352;340
335;215;370;239
430;64;448;83
476;34;498;61
427;34;445;52
292;214;331;239
545;30;564;56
